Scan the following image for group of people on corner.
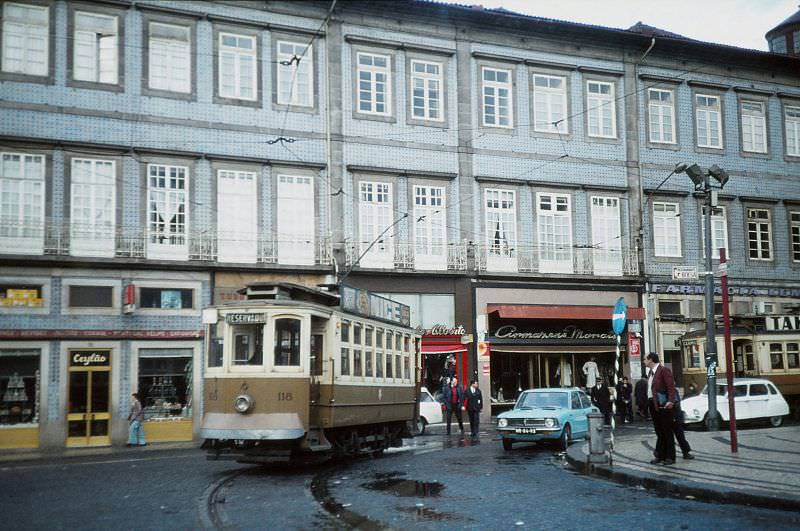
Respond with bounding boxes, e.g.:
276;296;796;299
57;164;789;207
442;376;483;437
583;354;693;466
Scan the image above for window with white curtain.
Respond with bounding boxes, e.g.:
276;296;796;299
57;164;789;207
148;22;190;93
277;41;312;106
147;164;187;259
696;94;722;148
652;202;681;257
73;11;118;84
586;80;616;138
1;2;48;76
219;32;256;100
741;100;767;153
482;67;512;127
485;189;516;269
648;88;675;143
0;152;45;254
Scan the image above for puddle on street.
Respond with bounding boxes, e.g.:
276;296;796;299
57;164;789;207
363;475;445;497
397;505;465;522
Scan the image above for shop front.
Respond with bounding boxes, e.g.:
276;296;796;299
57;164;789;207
67;349;112;447
419;325;471;397
0;342;46;449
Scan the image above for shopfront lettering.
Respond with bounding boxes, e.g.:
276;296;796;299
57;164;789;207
418;324;466;336
494;325;615;341
70;351;109;367
765;315;800;332
652;284;800;298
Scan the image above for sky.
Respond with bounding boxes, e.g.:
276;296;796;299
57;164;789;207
437;0;798;51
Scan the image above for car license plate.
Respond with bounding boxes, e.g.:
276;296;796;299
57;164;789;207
515;428;536;434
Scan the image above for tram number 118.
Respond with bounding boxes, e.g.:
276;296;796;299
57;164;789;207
277;392;293;401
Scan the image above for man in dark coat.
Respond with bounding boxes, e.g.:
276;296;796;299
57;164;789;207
634;376;650;420
590;378;612;425
645;352;678;465
464;379;483;437
616;376;634;423
441;376;465;435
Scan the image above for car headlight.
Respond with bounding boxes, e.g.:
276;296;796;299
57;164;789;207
692;409;700;418
234;394;254;414
544;418;556;428
498;418;508;428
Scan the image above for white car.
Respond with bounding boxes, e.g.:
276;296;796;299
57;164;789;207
417;387;443;434
682;378;790;428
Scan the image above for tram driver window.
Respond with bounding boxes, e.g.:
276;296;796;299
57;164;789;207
233;324;263;366
274;318;301;366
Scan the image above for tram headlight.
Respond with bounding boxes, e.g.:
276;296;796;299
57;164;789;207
234;394;254;414
498;418;508;428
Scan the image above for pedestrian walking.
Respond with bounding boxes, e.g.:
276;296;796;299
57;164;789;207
590;378;612;425
582;357;600;388
464;379;483;437
442;376;465;435
634;375;650;420
672;388;694;459
127;392;147;447
645;353;677;465
616;376;634;423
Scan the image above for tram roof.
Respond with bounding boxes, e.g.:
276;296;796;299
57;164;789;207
236;282;340;306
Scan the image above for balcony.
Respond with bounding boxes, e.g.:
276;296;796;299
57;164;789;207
344;242;469;272
474;243;639;276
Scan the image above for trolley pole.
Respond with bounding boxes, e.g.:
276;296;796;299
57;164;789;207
719;248;738;453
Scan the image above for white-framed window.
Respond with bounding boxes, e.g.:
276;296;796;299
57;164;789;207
533;74;567;133
216;169;257;264
741;100;767;153
694;94;722;149
590;196;622;276
73;11;117;84
358;181;393;267
785;105;800;157
413;185;446;270
148;22;190;93
537;192;573;273
410;60;443;121
791;211;800;263
219;32;256;100
481;66;512;128
277;174;315;266
70;158;116;257
1;2;48;76
648;88;675;144
357;52;391;115
747;208;772;260
277;40;312;107
771;36;787;54
652;202;681;257
484;189;516;271
0;152;45;254
586;80;616;138
701;206;728;260
147;164;187;259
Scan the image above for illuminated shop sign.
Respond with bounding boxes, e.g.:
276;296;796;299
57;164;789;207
652;284;800;298
417;324;466;336
70;350;110;367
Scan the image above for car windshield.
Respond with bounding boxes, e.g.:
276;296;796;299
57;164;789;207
516;392;568;410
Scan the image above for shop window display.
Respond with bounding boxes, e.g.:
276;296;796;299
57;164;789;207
0;350;40;425
138;353;192;420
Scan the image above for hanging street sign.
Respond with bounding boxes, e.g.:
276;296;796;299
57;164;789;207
612;297;627;336
672;266;698;280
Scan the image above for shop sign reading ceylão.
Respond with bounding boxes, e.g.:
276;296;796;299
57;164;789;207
70;350;110;367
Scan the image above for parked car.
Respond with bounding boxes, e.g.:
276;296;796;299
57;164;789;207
496;388;599;451
682;378;790;428
417;386;443;434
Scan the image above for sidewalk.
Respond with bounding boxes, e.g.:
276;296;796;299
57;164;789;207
566;422;800;512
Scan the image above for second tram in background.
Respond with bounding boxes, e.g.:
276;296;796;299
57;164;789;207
200;283;422;463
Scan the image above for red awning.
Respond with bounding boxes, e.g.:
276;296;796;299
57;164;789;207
421;335;467;355
487;304;646;321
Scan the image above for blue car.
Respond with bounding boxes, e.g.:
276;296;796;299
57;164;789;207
496;388;599;451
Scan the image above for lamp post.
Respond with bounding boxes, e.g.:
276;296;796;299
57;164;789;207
679;163;729;431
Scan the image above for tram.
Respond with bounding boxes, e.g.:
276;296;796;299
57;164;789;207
200;282;422;463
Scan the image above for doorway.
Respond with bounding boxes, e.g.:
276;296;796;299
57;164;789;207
67;350;111;447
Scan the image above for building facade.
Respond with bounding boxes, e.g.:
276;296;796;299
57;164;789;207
1;1;798;450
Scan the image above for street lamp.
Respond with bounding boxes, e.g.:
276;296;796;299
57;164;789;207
677;163;729;430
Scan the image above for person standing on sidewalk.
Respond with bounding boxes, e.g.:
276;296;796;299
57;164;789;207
672;388;694;459
616;376;634;423
645;353;677;465
127;392;147;447
464;380;483;437
442;376;465;435
634;376;650;420
591;378;612;425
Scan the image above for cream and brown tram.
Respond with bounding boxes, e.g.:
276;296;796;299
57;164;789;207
200;283;422;462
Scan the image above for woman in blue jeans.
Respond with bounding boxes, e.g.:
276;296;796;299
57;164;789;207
127;393;147;447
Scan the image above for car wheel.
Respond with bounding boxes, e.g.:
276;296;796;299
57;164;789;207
502;438;513;451
559;425;571;451
769;415;784;428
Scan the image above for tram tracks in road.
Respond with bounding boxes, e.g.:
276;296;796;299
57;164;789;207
200;467;250;530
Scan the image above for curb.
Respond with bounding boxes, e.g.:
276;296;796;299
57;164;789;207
0;441;198;464
565;443;800;513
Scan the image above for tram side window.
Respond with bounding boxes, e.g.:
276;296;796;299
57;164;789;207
376;351;383;378
208;323;224;368
386;350;393;378
770;343;784;370
395;354;401;380
311;334;323;376
788;343;799;369
275;318;301;366
341;347;350;376
233;324;263;366
354;348;362;377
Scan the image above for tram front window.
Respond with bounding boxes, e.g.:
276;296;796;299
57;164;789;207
233;325;263;366
275;318;301;366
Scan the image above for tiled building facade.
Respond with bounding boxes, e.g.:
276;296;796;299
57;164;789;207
0;0;798;449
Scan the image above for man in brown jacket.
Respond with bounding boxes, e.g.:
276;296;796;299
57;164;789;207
644;353;677;465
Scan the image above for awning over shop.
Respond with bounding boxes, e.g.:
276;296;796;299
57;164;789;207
421;334;467;355
487;304;646;321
